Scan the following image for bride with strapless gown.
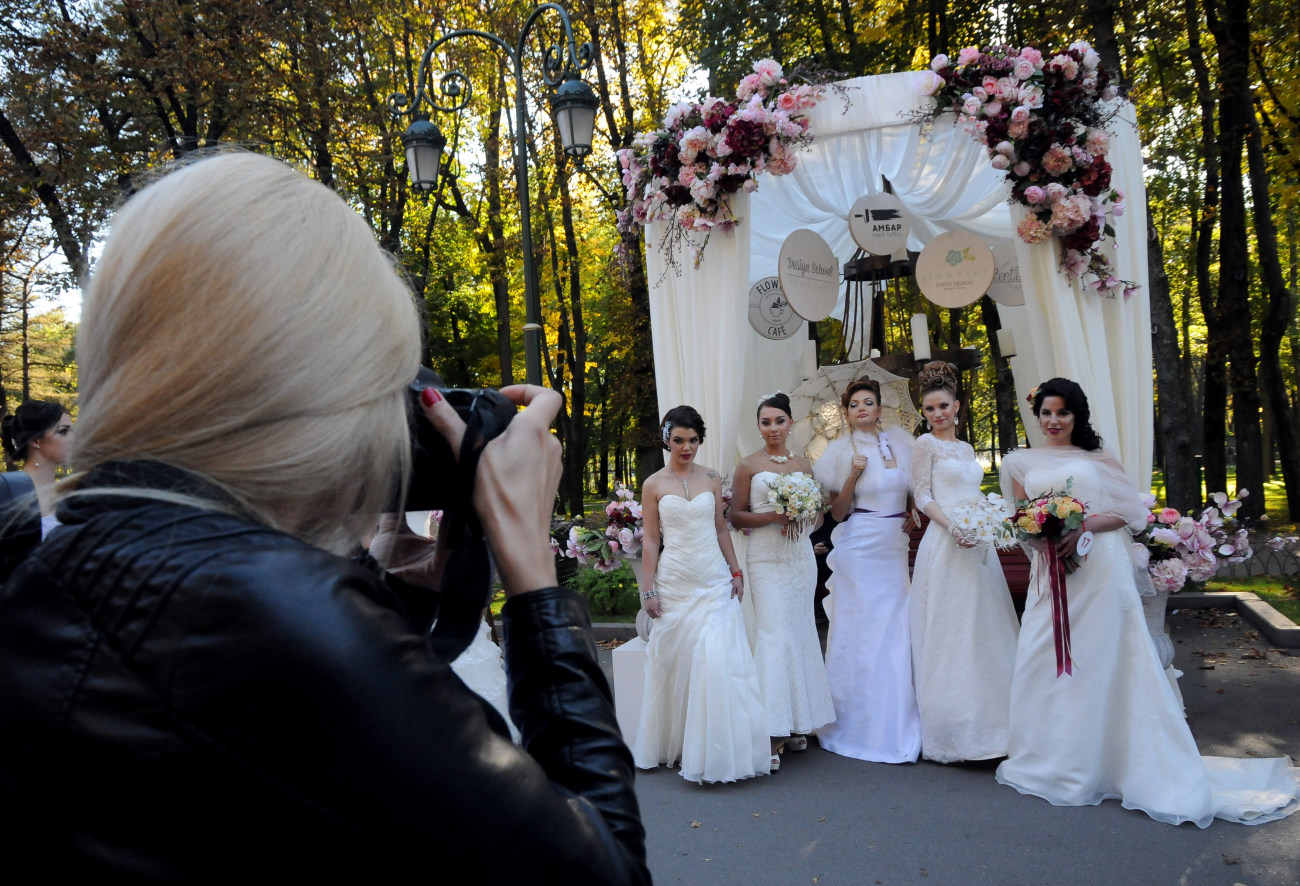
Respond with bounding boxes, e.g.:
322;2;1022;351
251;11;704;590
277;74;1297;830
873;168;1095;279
633;490;770;783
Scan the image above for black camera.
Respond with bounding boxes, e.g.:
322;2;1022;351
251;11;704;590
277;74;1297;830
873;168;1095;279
405;368;516;512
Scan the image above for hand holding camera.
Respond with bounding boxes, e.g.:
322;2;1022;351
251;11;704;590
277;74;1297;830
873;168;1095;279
416;382;562;598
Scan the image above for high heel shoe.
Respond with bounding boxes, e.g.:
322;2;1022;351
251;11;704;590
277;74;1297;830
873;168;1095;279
787;735;809;752
769;753;781;772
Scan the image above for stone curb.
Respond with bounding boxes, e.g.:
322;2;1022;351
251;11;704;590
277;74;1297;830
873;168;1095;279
592;623;637;642
1171;591;1300;648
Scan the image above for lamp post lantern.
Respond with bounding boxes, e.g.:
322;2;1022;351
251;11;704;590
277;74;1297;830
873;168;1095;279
389;3;598;387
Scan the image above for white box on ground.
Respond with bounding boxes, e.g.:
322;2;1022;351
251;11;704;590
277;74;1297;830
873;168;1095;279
611;636;647;744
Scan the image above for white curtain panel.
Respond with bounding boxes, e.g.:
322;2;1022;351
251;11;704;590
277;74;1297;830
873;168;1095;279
644;72;1153;486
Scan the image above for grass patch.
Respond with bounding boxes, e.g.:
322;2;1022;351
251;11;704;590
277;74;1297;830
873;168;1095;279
1200;575;1300;625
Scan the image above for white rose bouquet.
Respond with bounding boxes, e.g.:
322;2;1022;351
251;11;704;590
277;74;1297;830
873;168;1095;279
947;493;1018;562
764;471;828;543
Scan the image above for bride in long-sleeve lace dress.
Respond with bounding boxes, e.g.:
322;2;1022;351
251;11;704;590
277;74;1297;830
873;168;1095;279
908;363;1019;763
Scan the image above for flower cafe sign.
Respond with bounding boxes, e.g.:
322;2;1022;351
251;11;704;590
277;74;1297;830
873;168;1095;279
748;277;801;340
779;229;839;321
915;231;995;308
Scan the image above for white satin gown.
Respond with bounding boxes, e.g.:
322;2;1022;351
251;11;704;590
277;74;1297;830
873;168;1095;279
814;432;921;763
909;434;1019;763
747;472;836;738
633;491;770;783
997;455;1300;826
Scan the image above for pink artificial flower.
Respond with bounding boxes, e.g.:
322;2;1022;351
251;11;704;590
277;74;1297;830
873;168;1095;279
984;100;1004;118
917;71;945;96
972;86;988;101
1010;106;1031;123
995;140;1015;156
753;58;783;80
991;154;1010;170
1110;201;1126;218
778;91;798;111
1013;161;1032;176
1092;275;1121;295
1147;513;1157;523
931;53;949;71
1019;47;1043;66
1044;182;1068;203
1049;54;1079;80
1159;507;1181;524
1013;57;1036;81
1007;120;1029;139
1130;543;1151;569
958;46;981;66
1023;185;1046;204
962;97;981;116
1063;249;1090;276
1017;215;1053;245
742;179;758;193
1151;527;1181;546
1041;144;1074;175
983;75;999;93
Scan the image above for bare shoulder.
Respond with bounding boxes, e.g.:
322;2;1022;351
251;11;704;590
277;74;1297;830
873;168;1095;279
697;464;724;486
793;455;814;474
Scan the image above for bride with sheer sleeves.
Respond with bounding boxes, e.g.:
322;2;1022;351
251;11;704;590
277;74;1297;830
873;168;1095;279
908;362;1019;764
997;378;1300;826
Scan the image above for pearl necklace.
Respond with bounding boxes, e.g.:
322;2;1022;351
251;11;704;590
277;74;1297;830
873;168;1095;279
767;450;791;464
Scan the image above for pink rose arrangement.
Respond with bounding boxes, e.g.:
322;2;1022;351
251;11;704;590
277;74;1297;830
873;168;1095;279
561;483;645;573
617;59;824;266
1132;490;1270;592
919;41;1136;297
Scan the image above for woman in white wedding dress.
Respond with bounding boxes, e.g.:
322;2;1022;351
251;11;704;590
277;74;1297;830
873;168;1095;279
812;378;919;764
729;393;835;770
998;378;1300;826
633;405;770;783
909;362;1019;763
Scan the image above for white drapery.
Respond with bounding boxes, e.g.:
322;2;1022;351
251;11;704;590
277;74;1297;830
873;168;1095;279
645;71;1152;487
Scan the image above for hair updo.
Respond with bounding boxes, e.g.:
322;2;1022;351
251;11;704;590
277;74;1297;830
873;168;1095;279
1032;377;1103;451
1;400;66;462
916;361;959;399
661;405;706;450
840;377;881;411
756;392;792;422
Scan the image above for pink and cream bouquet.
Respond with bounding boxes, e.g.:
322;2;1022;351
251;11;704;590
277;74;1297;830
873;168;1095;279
616;58;824;265
764;471;828;543
918;41;1135;297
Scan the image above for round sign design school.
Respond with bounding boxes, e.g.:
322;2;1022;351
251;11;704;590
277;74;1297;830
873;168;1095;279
748;277;801;340
778;228;839;322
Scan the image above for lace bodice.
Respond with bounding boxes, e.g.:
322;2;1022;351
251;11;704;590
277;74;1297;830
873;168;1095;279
911;434;985;511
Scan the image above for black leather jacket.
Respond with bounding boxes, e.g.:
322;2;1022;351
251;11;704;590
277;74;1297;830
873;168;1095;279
0;463;649;883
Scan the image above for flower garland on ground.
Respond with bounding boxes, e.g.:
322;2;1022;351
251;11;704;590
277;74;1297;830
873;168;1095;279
918;41;1136;297
616;59;825;268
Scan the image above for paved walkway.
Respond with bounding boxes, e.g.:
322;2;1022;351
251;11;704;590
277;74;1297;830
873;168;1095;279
601;607;1300;885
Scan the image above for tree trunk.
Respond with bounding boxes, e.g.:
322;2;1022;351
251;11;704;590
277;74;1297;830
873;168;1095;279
1146;201;1200;510
1190;0;1225;497
1245;94;1300;517
1210;0;1265;521
481;73;515;387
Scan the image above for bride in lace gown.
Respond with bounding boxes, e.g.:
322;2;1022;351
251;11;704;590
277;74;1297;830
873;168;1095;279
908;363;1018;763
997;379;1299;826
729;393;835;769
633;406;770;783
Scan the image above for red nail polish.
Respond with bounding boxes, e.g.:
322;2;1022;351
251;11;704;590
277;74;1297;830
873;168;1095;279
420;387;442;407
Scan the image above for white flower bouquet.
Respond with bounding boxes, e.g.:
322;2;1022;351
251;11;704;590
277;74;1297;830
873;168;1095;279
764;471;827;543
948;493;1018;561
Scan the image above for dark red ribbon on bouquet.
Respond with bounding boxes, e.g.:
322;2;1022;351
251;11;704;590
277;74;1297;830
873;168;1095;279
1045;544;1073;677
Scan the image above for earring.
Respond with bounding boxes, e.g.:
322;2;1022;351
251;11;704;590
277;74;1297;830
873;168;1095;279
954;416;959;427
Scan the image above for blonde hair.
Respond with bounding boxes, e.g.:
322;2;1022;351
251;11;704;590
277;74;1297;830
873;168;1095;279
71;152;420;552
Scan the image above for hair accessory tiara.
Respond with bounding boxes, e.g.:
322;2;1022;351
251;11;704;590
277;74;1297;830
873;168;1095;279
1025;385;1040;405
661;421;672;444
756;390;784;406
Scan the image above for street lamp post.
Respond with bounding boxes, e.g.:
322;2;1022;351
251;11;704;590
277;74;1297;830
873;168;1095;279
389;3;599;387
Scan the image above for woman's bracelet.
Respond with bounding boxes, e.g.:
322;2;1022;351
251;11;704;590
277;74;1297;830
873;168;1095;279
640;590;658;600
730;569;743;578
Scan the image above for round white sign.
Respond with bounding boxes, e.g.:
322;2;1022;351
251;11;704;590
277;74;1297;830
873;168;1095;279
778;229;839;322
987;239;1026;306
915;232;996;308
848;193;910;257
747;277;801;340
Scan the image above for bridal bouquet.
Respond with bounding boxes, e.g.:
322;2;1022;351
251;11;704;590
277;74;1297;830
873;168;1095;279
1006;479;1090;677
764;472;827;543
948;493;1018;560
